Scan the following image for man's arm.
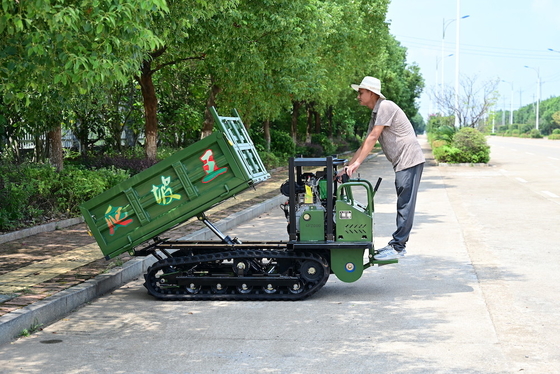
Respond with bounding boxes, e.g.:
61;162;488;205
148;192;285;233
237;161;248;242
345;125;384;177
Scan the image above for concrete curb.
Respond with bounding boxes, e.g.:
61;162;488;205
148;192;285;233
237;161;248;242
0;217;85;245
437;162;492;167
0;194;285;346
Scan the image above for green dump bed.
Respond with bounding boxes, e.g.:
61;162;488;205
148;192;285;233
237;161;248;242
80;108;269;259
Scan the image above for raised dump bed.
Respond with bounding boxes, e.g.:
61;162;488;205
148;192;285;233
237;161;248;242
80;108;269;259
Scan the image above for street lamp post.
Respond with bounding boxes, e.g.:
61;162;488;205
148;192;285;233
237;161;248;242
436;52;454;113
441;19;455;111
501;80;514;125
454;1;469;128
524;66;540;130
441;11;469;122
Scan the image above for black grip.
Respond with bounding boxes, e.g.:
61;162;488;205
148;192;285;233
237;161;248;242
374;177;382;192
336;170;349;183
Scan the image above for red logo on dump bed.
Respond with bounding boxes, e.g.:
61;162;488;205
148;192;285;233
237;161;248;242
104;205;133;235
200;149;228;183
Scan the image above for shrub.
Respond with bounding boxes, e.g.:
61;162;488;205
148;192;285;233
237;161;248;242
431;127;490;164
296;142;323;157
50;165;130;213
79;155;157;175
431;139;448;149
339;136;361;153
549;129;560;140
432;145;462;163
430;125;457;143
0;162;130;231
519;124;533;134
498;125;508;133
0;169;40;230
248;128;295;159
529;129;543;139
452;127;490;163
258;151;283;169
311;133;337;156
248;127;266;150
270;129;295;157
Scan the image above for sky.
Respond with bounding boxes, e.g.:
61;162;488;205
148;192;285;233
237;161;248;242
386;0;560;121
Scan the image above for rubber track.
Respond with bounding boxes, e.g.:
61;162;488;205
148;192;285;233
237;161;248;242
143;250;330;301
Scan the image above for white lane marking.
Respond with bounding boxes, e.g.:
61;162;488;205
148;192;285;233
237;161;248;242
516;177;528;183
549;157;560;161
542;191;559;198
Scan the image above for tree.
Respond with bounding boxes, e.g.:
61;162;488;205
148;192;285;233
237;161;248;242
156;64;207;147
130;0;238;160
1;0;168;168
1;0;167;96
65;83;143;155
200;0;333;128
432;75;499;128
411;113;426;134
537;96;560;135
1;0;424;165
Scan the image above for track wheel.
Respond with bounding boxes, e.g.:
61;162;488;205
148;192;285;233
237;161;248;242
237;283;253;294
300;260;324;282
186;283;201;294
233;260;250;276
263;283;277;294
288;281;303;294
212;283;227;294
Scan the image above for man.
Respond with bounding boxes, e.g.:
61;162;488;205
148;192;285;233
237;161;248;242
341;76;425;260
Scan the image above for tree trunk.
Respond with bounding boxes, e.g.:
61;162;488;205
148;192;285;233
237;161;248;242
305;102;313;143
48;126;63;172
33;134;43;162
138;60;158;161
201;81;221;139
7;136;20;163
264;119;271;151
327;105;333;138
291;101;301;143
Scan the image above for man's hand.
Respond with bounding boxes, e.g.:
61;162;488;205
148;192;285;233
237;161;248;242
336;163;359;182
345;162;360;178
335;168;347;182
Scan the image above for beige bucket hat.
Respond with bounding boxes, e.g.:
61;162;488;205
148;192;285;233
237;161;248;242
351;76;386;99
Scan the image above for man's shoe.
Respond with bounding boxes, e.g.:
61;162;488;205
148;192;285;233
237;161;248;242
374;245;399;260
398;248;407;257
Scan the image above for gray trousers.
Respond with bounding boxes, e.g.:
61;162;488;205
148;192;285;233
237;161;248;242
388;162;424;251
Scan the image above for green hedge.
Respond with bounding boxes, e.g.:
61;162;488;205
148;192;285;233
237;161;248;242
548;129;560;140
431;127;490;164
0;163;129;231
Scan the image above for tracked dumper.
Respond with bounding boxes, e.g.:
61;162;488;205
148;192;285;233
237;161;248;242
80;108;396;301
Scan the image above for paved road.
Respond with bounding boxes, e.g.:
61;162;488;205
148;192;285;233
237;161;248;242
1;136;559;373
442;136;560;372
487;136;560;201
